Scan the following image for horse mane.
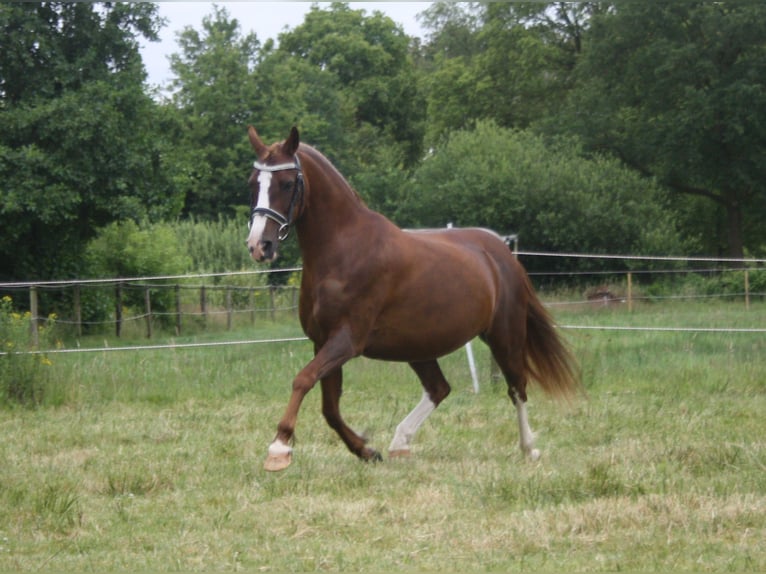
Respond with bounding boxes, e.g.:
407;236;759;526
298;143;367;207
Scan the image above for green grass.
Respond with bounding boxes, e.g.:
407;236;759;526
0;301;764;570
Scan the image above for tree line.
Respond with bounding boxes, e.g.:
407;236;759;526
2;1;765;284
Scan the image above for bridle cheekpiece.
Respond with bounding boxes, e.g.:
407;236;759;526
251;154;304;241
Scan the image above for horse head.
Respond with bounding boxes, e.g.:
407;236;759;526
246;126;305;262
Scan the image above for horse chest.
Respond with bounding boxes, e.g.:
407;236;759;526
299;275;383;341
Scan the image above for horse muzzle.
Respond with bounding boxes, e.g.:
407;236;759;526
248;239;278;263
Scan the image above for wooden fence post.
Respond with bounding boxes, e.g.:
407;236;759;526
226;288;233;331
115;283;123;338
269;286;276;322
29;285;39;347
200;285;207;329
73;284;82;337
744;269;750;310
175;284;181;336
627;272;633;313
249;288;256;324
144;287;152;339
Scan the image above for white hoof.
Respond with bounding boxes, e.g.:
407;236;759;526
529;448;541;461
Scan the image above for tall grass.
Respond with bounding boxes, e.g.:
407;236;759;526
175;216;258;273
0;301;764;570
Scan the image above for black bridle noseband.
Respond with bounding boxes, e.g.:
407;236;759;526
250;155;304;241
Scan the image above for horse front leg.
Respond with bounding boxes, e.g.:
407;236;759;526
321;368;382;463
264;327;357;472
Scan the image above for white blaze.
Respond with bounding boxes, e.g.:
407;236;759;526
247;170;272;247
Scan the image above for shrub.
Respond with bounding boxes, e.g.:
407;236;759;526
0;295;55;407
401;121;691;273
83;221;192;327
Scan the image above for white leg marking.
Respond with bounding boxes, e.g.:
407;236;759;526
388;391;436;453
268;438;292;457
246;170;272;248
515;396;540;461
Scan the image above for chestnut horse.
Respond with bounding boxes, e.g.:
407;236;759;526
245;126;579;471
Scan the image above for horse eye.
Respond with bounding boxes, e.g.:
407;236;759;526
280;180;293;193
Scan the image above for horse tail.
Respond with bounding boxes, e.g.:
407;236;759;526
523;274;580;398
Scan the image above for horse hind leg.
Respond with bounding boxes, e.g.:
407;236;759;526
388;360;451;457
485;335;541;461
512;386;540;461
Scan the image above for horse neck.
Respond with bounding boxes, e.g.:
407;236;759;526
295;148;372;265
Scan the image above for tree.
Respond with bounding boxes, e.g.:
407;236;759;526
168;6;261;219
398;121;687;272
277;2;425;166
418;2;600;145
0;2;179;281
555;3;766;260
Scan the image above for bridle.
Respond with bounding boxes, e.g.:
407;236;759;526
250;155;305;241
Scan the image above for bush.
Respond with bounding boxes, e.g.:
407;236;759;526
83;221;192;326
400;121;691;273
0;295;55;407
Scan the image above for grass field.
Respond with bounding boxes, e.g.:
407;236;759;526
1;300;764;571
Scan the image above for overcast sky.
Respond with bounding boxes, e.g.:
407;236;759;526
139;2;431;88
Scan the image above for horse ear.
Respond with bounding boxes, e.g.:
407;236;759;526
283;126;300;156
248;126;268;159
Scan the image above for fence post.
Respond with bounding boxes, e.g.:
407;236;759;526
73;284;82;337
115;283;123;338
144;287;152;339
226;287;233;331
627;272;633;313
200;285;207;329
175;284;181;336
29;285;39;347
744;269;750;310
250;288;256;324
269;285;276;322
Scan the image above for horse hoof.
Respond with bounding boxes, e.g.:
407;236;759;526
529;449;541;462
264;452;292;472
362;449;383;463
388;449;411;459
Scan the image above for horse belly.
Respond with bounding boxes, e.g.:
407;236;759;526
362;286;492;362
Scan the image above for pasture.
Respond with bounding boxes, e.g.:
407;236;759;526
1;300;764;571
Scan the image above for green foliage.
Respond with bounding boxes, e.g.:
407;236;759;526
401;121;688;271
86;220;191;279
0;3;183;281
3;0;765;286
419;3;593;145
0;296;55;407
278;3;425;165
174;216;254;274
83;221;192;323
169;6;261;219
551;2;766;258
